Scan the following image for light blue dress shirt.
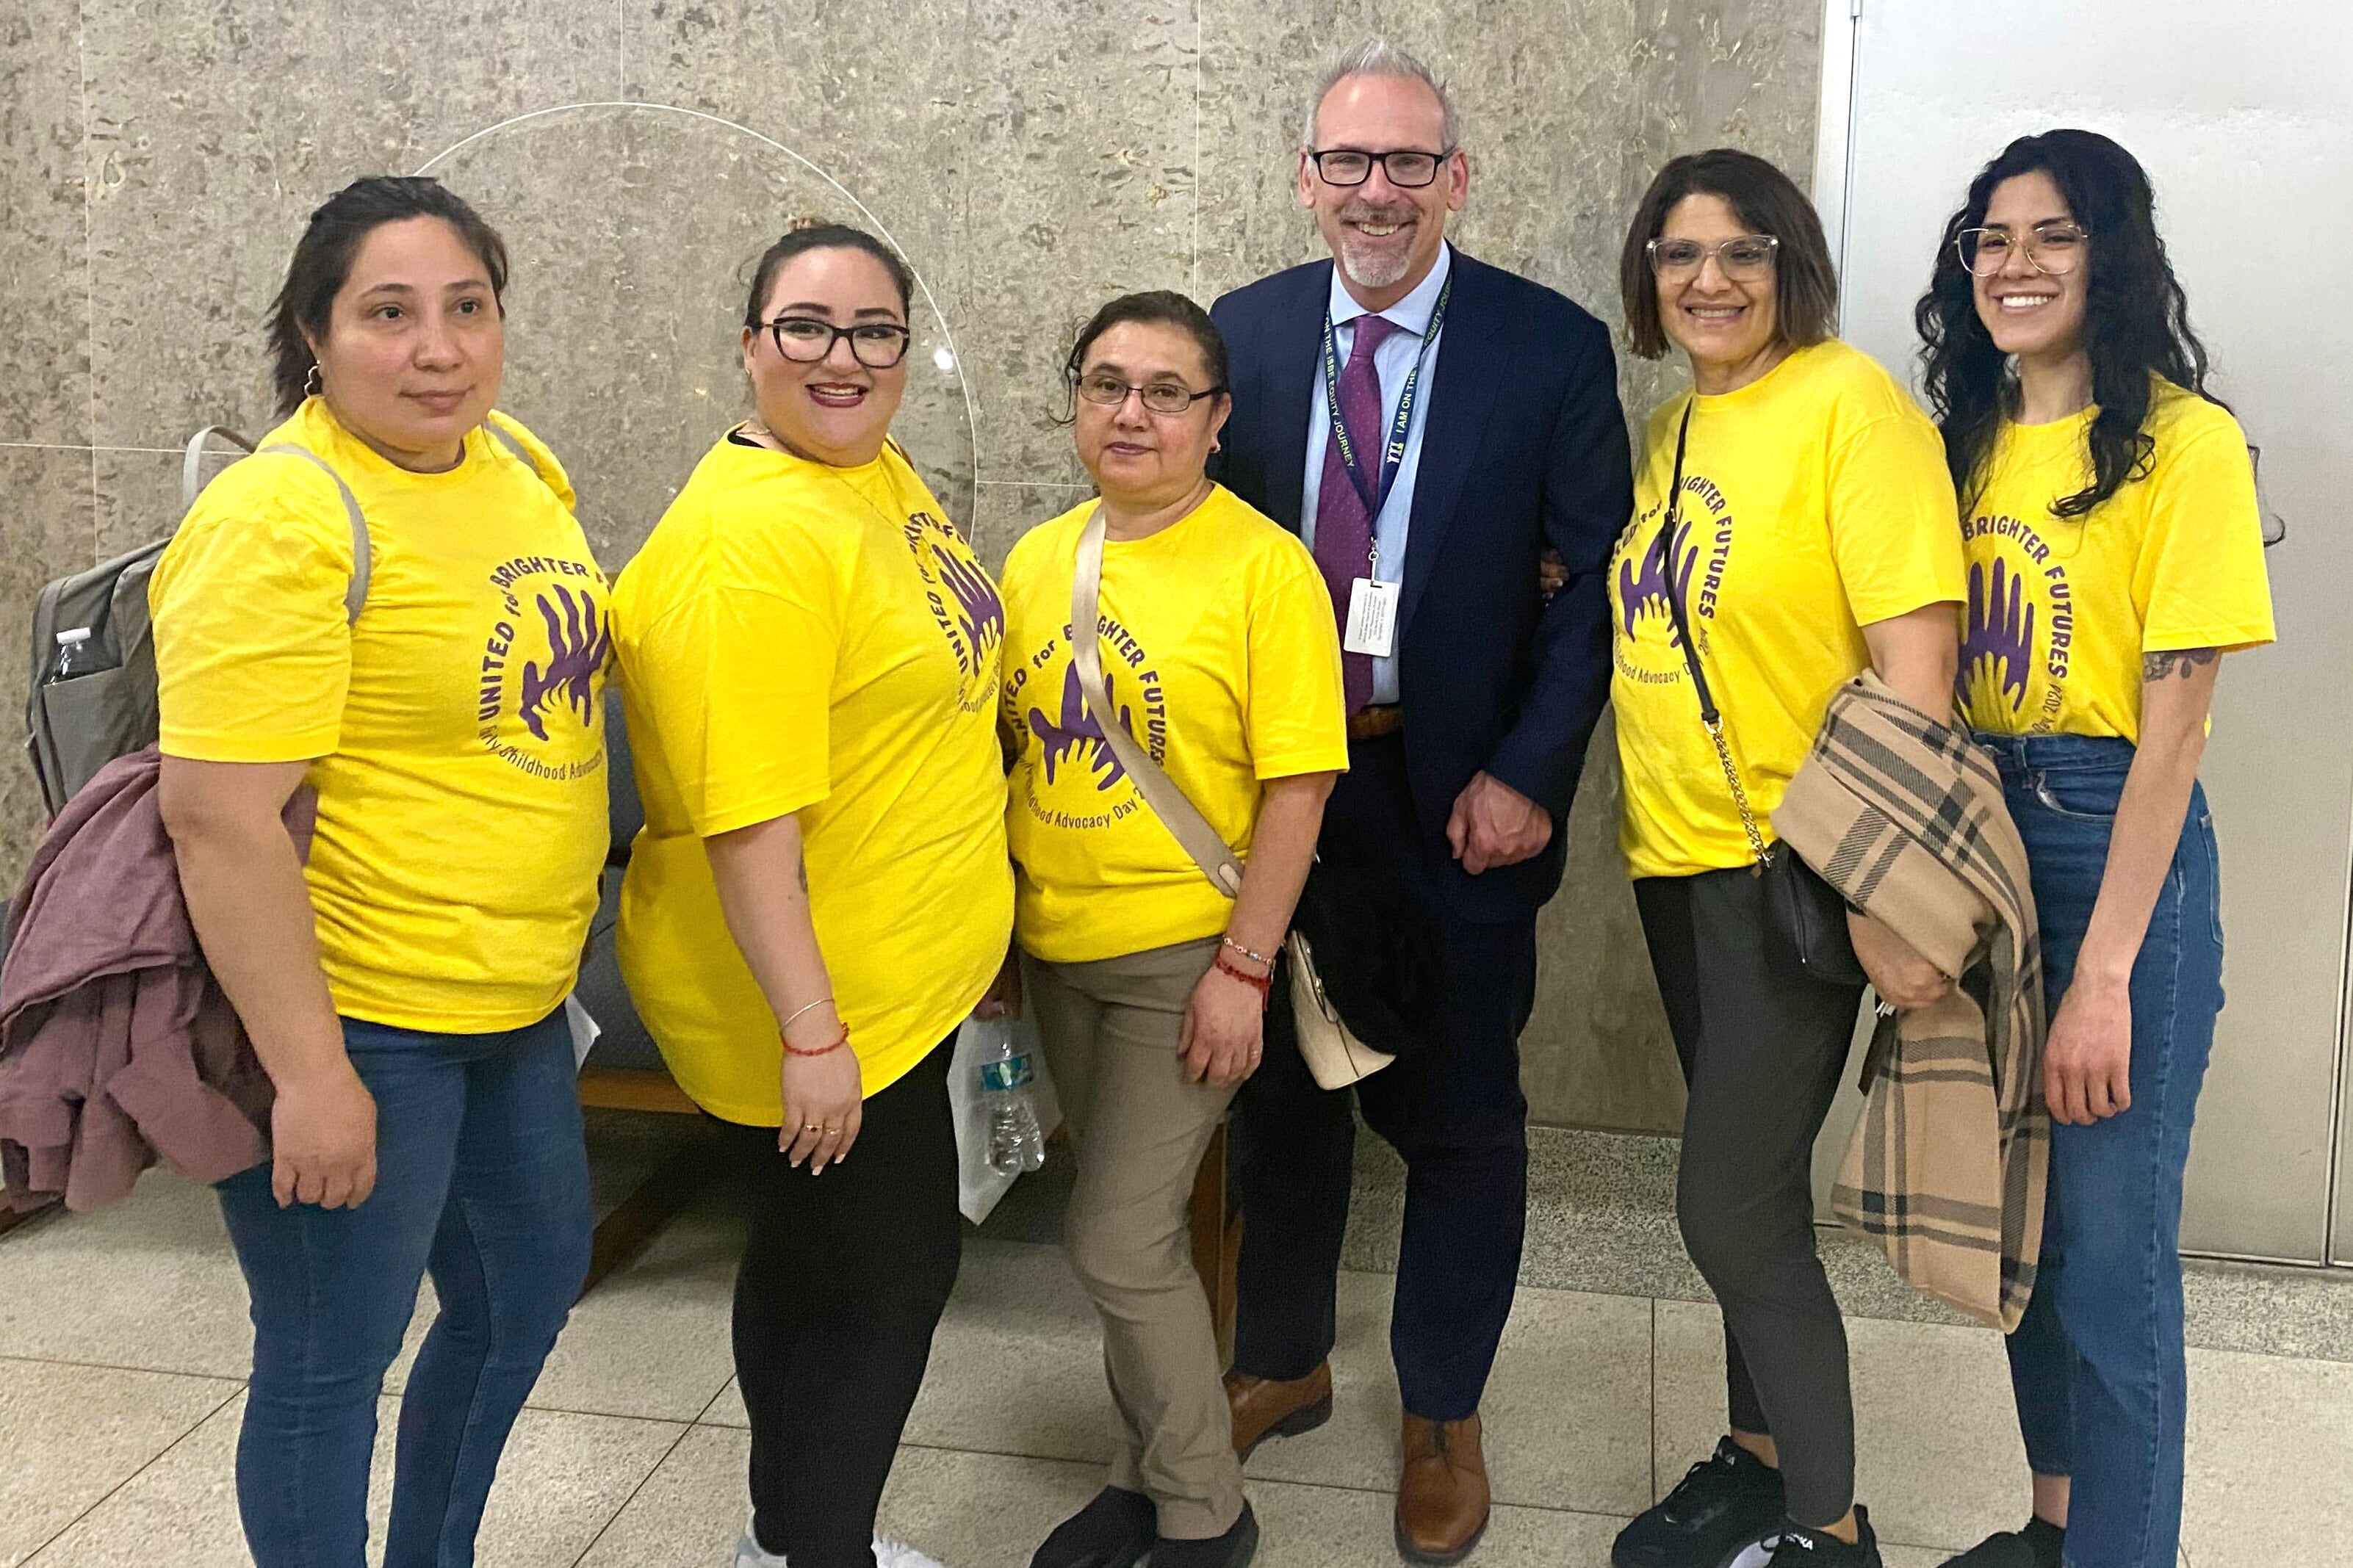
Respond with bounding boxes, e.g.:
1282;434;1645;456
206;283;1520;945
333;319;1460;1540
1299;242;1452;706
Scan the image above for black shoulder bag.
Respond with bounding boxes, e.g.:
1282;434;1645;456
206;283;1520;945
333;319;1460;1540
1654;401;1866;989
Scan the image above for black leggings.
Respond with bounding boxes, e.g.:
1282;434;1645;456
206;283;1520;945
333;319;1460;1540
1635;870;1865;1529
727;1038;962;1568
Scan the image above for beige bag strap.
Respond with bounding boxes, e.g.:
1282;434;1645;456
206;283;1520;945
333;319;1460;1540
1070;505;1244;897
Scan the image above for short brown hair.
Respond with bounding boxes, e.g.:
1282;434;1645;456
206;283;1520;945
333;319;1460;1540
1618;149;1838;361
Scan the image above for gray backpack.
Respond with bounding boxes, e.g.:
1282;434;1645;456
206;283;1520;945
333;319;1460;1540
25;418;548;817
24;427;370;817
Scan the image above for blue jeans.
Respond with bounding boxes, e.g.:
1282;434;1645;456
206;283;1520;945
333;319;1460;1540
215;1009;592;1568
1978;733;2224;1568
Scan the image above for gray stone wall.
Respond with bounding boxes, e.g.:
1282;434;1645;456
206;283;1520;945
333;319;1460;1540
0;0;1821;1133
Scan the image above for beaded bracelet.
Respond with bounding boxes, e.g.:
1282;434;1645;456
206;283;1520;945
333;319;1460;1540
1219;934;1274;968
1211;952;1273;1010
782;1023;849;1058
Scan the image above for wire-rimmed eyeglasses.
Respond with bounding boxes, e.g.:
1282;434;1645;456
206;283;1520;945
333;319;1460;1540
1075;372;1227;416
1956;222;2090;278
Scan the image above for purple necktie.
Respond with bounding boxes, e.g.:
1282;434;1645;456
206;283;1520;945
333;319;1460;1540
1314;313;1400;715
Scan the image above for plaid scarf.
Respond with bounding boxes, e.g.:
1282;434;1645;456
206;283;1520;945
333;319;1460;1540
1772;673;2047;1331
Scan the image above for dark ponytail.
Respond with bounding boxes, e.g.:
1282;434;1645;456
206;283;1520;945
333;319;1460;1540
265;176;511;416
742;220;915;327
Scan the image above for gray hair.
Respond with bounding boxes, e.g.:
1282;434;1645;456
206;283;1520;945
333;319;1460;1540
1299;40;1461;151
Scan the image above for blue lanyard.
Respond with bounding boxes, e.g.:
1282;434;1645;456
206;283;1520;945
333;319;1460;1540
1319;272;1452;526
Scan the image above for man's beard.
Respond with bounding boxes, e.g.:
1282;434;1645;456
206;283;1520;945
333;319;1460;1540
1334;202;1419;289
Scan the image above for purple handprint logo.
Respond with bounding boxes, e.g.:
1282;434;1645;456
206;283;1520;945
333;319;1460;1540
1028;665;1134;792
1961;557;2035;714
519;583;608;741
1617;516;1699;643
933;543;1005;675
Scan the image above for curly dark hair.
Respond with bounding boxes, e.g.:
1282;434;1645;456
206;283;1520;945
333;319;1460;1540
1916;129;2220;518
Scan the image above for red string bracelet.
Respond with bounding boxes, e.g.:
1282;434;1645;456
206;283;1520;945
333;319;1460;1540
783;1023;849;1058
1212;952;1272;1010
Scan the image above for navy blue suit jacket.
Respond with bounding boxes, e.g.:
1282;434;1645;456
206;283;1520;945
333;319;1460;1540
1210;250;1632;922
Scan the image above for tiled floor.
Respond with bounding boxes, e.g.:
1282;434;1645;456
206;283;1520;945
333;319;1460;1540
3;1119;2346;1567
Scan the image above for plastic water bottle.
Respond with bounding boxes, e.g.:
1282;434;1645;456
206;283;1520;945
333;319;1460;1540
51;627;96;680
978;1027;1045;1176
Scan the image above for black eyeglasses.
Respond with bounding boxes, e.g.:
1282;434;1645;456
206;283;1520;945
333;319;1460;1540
762;316;912;369
1307;148;1455;189
1075;372;1226;416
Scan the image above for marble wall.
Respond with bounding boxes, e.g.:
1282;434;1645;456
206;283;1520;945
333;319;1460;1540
0;0;1822;1132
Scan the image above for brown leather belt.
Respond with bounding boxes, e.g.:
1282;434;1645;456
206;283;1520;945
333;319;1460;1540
1347;704;1403;740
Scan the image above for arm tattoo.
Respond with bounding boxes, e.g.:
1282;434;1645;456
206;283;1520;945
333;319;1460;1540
2142;647;2220;682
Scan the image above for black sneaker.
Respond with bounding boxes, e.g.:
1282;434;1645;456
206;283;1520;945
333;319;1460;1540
1763;1506;1881;1567
1150;1501;1258;1568
1939;1517;2063;1567
1030;1486;1156;1568
1612;1437;1786;1568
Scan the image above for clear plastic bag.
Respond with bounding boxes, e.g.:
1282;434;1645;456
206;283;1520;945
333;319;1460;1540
947;1014;1060;1224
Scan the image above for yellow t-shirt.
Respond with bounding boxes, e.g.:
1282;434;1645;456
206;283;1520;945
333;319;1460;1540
611;433;1013;1119
1610;339;1964;880
1959;380;2277;740
151;397;609;1031
999;488;1349;965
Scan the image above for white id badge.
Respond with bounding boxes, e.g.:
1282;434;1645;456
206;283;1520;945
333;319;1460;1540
1343;578;1400;657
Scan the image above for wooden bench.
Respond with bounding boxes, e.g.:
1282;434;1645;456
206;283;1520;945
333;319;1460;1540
579;692;1239;1336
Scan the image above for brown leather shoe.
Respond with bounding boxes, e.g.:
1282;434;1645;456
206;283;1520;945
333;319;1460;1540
1395;1412;1490;1564
1223;1362;1333;1460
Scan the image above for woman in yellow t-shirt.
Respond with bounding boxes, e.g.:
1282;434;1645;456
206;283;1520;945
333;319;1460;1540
150;178;607;1568
610;224;1009;1568
1605;151;1964;1568
1917;132;2275;1568
1003;293;1344;1568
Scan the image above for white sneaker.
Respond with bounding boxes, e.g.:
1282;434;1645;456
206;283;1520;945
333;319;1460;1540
732;1521;948;1568
733;1518;788;1568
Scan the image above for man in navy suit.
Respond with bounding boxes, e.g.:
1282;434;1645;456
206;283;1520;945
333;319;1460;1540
1211;40;1632;1564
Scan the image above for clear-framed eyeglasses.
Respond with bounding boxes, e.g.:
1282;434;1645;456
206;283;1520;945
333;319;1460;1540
1956;222;2090;277
1075;372;1226;416
762;316;912;369
1307;148;1454;189
1646;234;1780;283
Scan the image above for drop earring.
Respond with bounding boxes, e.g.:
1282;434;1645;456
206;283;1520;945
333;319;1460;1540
303;364;322;397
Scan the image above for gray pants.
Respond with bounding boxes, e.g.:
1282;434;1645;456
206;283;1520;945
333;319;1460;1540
1634;867;1867;1529
1026;936;1244;1541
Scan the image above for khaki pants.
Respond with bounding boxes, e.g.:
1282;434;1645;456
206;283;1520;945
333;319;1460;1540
1025;936;1244;1540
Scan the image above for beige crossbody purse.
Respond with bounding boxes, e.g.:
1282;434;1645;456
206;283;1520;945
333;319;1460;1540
1070;506;1392;1089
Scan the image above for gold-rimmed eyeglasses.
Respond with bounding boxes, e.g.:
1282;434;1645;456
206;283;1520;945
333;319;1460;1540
1956;222;2090;278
